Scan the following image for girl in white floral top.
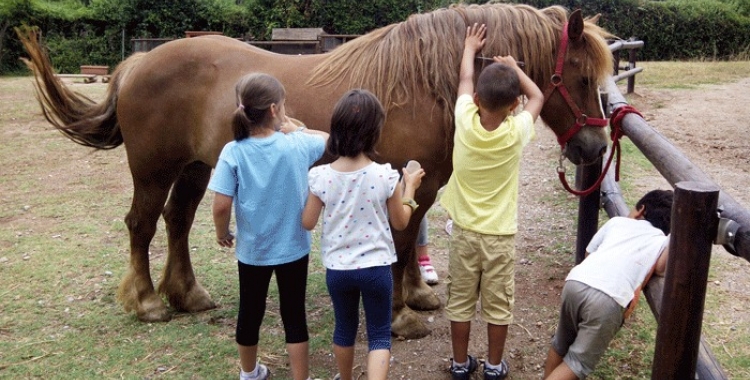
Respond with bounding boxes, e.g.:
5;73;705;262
302;89;424;380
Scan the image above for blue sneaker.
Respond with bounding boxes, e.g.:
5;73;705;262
449;355;478;380
483;359;509;380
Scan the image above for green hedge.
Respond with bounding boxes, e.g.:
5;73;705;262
2;0;750;75
509;0;750;60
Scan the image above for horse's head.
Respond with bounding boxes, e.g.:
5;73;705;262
538;9;613;166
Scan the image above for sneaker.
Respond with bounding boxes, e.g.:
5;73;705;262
449;355;478;380
418;257;439;285
483;359;509;380
240;363;270;380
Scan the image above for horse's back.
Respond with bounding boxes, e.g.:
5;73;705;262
116;37;308;169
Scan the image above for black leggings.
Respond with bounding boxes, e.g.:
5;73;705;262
236;255;309;346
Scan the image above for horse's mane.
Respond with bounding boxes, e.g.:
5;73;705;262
308;3;613;128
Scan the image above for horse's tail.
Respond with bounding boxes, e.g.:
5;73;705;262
16;26;134;150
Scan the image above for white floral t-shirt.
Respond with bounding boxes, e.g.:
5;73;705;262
308;162;400;270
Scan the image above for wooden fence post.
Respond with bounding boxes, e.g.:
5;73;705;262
574;158;602;264
652;181;719;379
627;38;638;94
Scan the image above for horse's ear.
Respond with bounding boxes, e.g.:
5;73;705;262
568;9;584;41
587;13;602;25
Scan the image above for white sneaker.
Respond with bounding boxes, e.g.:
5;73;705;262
240;363;270;380
419;263;439;285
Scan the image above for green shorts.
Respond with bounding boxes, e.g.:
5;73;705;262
444;224;515;325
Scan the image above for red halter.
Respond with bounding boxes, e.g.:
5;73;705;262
543;22;613;196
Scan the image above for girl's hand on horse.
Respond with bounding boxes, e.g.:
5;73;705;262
464;23;486;53
279;116;305;134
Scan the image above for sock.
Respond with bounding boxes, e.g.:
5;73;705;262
485;361;502;370
485;360;506;372
452;358;469;368
240;365;259;380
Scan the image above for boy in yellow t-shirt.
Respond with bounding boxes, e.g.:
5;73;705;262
441;23;543;380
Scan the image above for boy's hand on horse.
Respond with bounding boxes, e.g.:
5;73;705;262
464;23;486;53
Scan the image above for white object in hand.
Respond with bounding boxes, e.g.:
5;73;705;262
404;160;421;174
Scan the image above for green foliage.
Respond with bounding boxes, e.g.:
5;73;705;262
3;0;750;74
506;0;750;60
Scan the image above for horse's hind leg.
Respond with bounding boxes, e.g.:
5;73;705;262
159;161;216;313
118;176;174;322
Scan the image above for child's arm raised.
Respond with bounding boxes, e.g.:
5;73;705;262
458;23;486;97
493;55;544;122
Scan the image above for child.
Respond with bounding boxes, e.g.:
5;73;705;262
417;217;439;285
209;72;329;380
301;89;425;380
440;23;544;380
543;190;674;380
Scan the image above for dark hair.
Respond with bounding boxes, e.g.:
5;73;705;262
476;63;520;112
232;73;285;141
326;89;385;159
636;189;674;235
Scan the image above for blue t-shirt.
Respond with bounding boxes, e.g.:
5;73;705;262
208;131;326;265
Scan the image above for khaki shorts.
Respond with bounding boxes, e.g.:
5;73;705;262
444;223;515;325
551;280;624;378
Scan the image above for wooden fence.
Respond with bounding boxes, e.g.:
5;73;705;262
609;38;644;94
571;71;750;378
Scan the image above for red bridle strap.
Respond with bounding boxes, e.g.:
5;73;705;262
557;105;641;196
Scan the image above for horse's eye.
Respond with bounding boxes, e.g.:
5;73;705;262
582;77;590;87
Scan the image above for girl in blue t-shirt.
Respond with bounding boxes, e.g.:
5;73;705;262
302;89;424;380
209;73;328;380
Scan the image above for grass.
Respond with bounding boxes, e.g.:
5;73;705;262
0;76;335;379
636;61;750;89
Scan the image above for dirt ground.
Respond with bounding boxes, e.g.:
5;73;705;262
372;78;750;380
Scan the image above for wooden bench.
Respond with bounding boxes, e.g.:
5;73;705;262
54;74;99;83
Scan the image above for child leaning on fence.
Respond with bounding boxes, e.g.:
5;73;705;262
543;189;674;380
302;89;424;380
209;72;329;380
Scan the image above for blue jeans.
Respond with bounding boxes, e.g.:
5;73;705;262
326;265;393;351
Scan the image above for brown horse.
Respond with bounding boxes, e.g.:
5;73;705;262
18;3;613;339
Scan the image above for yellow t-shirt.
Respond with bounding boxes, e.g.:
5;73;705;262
440;94;536;235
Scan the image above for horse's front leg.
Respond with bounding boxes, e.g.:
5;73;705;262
159;162;216;314
391;255;431;339
117;179;172;322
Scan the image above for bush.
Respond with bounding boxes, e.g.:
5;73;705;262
3;0;750;75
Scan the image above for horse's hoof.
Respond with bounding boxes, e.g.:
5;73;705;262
182;296;217;313
136;300;171;322
391;308;431;339
405;282;441;311
169;282;217;313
